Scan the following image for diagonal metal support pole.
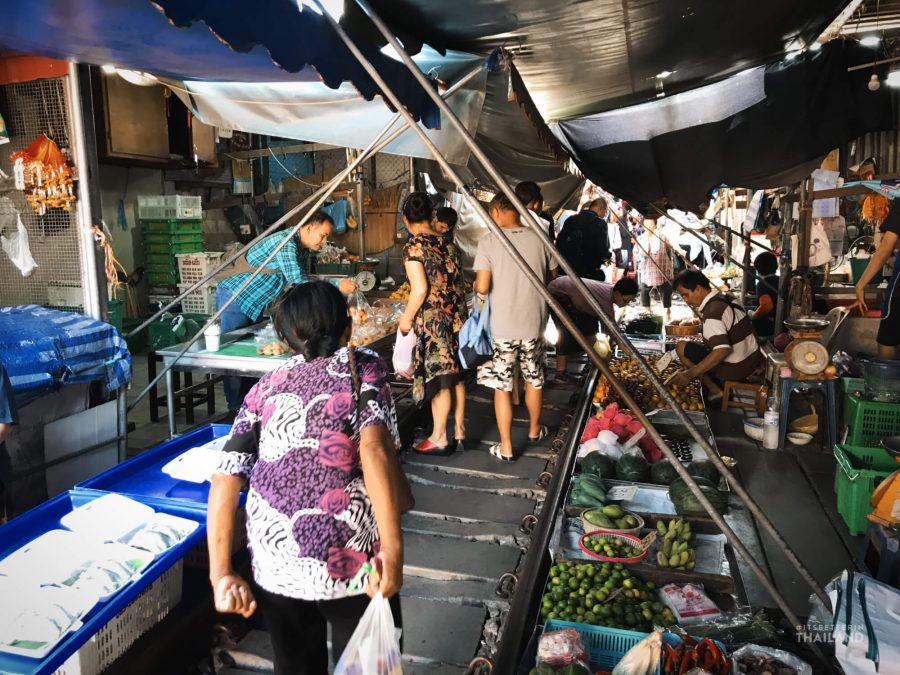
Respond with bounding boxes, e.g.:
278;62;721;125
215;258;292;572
330;0;831;661
125;64;487;413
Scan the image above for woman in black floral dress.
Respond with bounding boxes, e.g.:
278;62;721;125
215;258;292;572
398;192;467;455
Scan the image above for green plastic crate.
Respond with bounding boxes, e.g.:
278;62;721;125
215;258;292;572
122;318;147;354
144;232;203;246
146;266;180;285
143;238;205;254
843;390;900;447
834;445;899;535
140;218;203;234
107;299;123;331
144;253;180;266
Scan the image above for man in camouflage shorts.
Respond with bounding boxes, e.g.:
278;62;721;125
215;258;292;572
473;193;557;461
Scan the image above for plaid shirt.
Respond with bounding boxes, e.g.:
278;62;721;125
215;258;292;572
218;231;311;321
637;233;674;287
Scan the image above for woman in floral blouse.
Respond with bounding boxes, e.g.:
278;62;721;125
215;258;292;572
398;192;467;456
207;281;406;674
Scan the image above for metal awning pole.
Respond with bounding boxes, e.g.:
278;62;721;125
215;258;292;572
126;62;486;339
320;3;830;662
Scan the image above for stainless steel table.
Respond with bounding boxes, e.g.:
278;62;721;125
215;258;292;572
156;327;410;437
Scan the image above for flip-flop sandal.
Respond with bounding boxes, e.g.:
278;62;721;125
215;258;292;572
413;438;452;456
528;425;549;442
489;443;516;462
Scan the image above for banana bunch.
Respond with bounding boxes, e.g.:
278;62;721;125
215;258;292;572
655;518;695;571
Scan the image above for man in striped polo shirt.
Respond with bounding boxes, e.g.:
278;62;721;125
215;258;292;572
671;270;763;401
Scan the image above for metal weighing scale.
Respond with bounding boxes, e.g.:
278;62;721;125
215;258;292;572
316;258;381;292
783;318;831;380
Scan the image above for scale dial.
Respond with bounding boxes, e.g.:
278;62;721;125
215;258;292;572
355;270;378;292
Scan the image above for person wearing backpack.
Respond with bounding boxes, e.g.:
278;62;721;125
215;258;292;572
554;197;611;281
474;193;558;461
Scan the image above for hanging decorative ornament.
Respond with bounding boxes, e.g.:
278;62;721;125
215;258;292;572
9;133;76;214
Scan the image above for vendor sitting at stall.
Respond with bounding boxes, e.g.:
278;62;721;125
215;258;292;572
216;210;357;411
751;252;780;341
548;277;639;382
671;270;763;401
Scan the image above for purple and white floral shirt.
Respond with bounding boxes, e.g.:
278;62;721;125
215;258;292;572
215;346;400;601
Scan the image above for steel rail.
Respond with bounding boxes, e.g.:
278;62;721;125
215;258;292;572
318;4;830;670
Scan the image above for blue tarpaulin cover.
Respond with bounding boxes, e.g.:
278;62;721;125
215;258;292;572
0;306;131;406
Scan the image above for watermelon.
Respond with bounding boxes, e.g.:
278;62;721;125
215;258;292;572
688;460;720;485
650;459;679;485
615;453;650;483
581;452;614;478
670;476;729;516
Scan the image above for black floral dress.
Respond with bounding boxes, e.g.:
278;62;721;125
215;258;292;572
403;234;467;402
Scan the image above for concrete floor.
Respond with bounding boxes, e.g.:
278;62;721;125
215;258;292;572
708;406;863;618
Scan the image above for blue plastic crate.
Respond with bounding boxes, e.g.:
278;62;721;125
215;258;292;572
544;621;656;673
541;621;727;673
0;491;204;675
74;424;233;514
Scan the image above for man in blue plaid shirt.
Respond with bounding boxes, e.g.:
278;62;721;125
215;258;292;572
216;210;357;410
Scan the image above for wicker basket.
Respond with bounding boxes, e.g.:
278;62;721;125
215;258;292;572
666;322;701;336
580;509;644;536
579;530;649;563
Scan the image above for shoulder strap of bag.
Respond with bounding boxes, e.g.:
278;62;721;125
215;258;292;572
213;251;283;282
475;294;490;333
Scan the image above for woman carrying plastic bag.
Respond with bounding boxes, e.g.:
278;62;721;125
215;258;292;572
207;282;404;674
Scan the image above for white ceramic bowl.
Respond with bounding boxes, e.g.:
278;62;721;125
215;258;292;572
743;417;765;442
787;432;814;446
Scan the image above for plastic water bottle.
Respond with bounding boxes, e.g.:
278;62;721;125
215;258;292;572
763;395;779;450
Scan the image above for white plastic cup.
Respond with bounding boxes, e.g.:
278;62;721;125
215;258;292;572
204;324;221;352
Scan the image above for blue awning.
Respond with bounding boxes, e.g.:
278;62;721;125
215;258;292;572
1;0;440;127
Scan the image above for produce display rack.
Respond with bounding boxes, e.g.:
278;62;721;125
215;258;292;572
497;365;749;672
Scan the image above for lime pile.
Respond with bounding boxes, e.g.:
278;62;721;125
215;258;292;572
540;562;677;630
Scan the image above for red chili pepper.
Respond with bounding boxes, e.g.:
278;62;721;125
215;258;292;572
661;643;679;674
677;648;697;675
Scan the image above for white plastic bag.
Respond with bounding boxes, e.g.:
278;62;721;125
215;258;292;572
333;593;401;675
1;215;37;277
392;329;415;380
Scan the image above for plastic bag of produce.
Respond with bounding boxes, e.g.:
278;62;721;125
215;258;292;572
392;328;415;379
536;628;588;668
731;644;811;675
334;593;402;675
658;583;722;626
611;629;662;675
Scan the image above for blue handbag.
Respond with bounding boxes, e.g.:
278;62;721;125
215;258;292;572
458;295;493;370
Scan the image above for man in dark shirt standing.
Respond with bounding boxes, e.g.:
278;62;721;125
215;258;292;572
555;198;611;280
